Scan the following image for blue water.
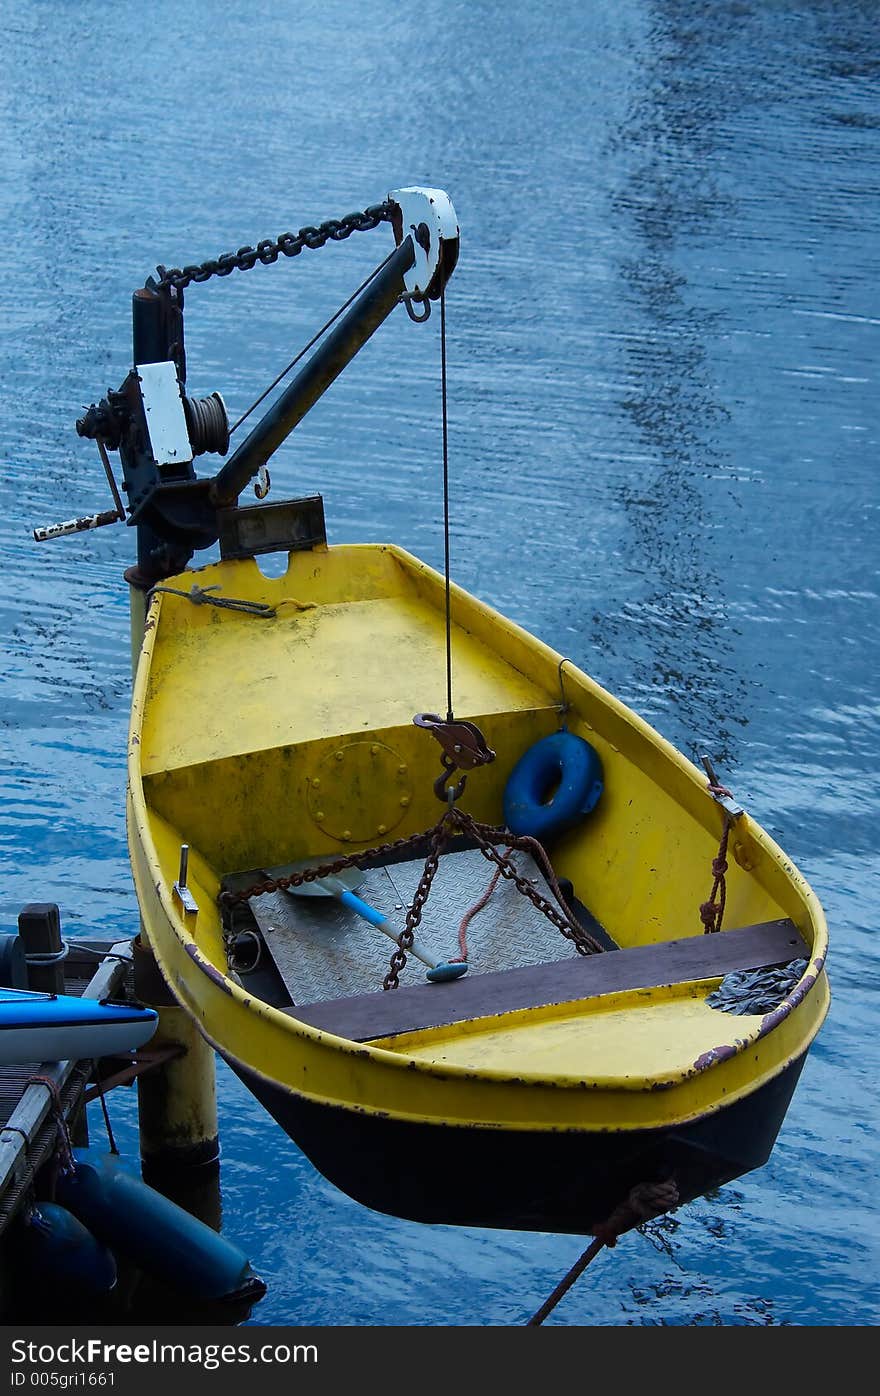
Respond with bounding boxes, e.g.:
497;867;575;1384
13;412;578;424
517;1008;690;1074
1;0;878;1326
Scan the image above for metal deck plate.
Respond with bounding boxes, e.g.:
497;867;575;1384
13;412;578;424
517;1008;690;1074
247;848;580;1004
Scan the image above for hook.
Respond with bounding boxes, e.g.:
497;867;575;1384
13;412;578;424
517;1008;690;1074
254;464;271;500
414;713;494;804
557;658;573;727
402;293;431;323
434;753;467;804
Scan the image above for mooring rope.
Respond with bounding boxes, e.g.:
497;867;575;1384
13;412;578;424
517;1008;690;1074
525;1180;680;1325
0;1125;31;1153
91;1061;119;1156
23;942;69;966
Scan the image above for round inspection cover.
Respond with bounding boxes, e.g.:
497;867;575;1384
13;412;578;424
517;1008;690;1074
305;740;414;844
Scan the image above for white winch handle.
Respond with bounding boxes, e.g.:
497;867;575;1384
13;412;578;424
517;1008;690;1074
387;187;460;299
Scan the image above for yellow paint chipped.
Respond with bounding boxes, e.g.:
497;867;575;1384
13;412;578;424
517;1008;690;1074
375;986;752;1082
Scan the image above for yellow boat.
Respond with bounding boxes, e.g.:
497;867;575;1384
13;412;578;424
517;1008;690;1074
67;188;829;1236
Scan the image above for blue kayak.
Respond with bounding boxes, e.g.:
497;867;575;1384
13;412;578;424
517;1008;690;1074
0;988;158;1064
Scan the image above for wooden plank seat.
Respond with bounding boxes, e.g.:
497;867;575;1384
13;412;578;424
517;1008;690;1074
284;918;809;1043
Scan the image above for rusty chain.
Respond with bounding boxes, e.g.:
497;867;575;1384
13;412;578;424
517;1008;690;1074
219;827;436;909
457;812;604;957
381;808;603;989
220;804;604;991
382;822;449;990
154;202;395;293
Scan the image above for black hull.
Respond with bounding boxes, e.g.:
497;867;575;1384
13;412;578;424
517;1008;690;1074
230;1053;808;1235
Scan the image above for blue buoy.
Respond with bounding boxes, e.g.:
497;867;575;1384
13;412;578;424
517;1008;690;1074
18;1201;117;1296
56;1148;262;1301
504;731;604;841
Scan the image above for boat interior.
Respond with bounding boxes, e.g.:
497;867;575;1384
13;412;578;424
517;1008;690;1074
131;543;819;1086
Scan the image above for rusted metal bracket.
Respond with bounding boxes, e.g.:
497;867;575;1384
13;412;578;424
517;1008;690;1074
172;843;199;916
83;1045;185;1103
700;754;745;819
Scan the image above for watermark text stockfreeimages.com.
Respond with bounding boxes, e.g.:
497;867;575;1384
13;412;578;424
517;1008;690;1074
10;1339;317;1376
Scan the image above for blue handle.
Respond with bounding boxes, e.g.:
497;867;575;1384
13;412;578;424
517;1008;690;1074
334;885;467;981
338;888;390;930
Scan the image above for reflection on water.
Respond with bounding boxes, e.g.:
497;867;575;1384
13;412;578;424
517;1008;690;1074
1;0;878;1326
599;6;752;765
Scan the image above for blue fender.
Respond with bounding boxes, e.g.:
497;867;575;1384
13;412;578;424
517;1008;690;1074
56;1148;262;1301
18;1201;117;1295
503;731;603;840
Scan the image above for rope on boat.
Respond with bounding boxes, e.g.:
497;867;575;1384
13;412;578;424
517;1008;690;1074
91;1061;120;1156
25;1074;76;1178
698;759;746;936
525;1180;680;1326
455;855;509;962
148;583;316;618
556;658;573;725
700;785;734;935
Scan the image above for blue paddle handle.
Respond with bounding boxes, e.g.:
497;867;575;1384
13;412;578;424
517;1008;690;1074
337;888;436;965
335;886;467;980
338;889;393;931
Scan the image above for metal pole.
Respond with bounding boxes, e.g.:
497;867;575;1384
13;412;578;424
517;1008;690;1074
211;235;416;506
131;934;220;1184
130;286;195;578
18;904;65;996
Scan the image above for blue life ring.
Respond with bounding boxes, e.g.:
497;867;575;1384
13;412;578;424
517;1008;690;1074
503;731;603;840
